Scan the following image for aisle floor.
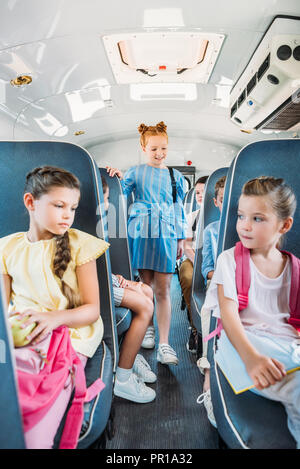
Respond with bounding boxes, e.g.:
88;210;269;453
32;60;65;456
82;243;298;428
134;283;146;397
107;275;219;449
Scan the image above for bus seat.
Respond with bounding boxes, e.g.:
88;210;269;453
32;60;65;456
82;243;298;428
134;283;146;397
0;141;117;449
127;191;134;219
0;282;26;448
183;187;197;216
99;169;132;338
190;167;228;337
210;139;300;449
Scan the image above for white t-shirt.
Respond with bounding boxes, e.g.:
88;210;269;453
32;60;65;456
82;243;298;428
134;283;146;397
203;247;299;341
185;209;200;251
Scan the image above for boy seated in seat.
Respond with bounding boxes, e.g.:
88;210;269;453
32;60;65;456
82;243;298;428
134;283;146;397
201;175;226;285
179;176;208;354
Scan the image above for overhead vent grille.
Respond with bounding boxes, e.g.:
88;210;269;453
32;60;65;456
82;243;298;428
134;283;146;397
229;16;300;131
256;89;300;130
103;32;225;84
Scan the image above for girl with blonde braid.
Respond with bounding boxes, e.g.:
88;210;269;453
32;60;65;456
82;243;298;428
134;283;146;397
107;122;187;366
0;166;109;448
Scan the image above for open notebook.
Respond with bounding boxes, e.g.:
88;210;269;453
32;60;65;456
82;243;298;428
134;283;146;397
215;332;300;395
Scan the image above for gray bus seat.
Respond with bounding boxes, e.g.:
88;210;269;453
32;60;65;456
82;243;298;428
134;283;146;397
190;167;228;337
0;141;117;449
210;139;300;449
183;187;197;216
99;169;132;338
0;284;25;448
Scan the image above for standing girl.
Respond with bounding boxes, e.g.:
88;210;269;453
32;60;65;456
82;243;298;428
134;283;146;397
0;166;109;449
200;176;300;445
106;121;187;365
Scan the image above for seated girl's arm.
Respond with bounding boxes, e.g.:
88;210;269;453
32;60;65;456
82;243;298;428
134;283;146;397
183;237;195;263
218;284;286;390
2;274;12;309
18;259;100;345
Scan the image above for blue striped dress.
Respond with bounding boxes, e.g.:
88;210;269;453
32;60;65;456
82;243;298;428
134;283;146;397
121;164;187;273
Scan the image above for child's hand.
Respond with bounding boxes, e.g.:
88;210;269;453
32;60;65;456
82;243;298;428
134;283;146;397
246;353;286;390
16;310;60;345
106;166;123;179
176;239;184;260
115;274;129;288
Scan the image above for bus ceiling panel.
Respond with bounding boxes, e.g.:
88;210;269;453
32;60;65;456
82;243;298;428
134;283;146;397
0;36;115;99
0;30;259;96
12;85;218;134
0;0;299;50
12;104;277;150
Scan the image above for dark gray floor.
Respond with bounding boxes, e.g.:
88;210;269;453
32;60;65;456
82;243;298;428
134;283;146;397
107;275;219;449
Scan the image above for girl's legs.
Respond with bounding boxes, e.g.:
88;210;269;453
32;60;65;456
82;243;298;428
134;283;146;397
252;370;300;447
139;269;177;364
151;272;178;365
139;270;155;305
114;285;156;403
197;305;212;392
152;271;173;345
139;269;156;348
117;287;153;369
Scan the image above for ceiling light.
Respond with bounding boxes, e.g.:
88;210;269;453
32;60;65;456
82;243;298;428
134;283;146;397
103;32;225;84
130;83;197;101
10;75;32;87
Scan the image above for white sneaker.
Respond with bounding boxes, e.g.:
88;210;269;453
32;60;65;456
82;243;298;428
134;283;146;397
114;372;156;403
141;326;155;349
157;343;178;365
133;354;157;383
197;389;217;428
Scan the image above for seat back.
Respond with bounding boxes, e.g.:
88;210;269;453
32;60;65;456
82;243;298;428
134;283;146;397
184;188;197;215
127;192;134;221
190;167;228;333
210;139;300;449
99;169;132;337
0;283;25;448
218;140;300;256
99;169;132;281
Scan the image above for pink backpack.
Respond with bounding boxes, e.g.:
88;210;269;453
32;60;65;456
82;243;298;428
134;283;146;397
17;325;105;449
204;241;300;342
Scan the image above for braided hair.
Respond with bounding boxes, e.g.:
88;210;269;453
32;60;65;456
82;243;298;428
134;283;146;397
25;166;81;308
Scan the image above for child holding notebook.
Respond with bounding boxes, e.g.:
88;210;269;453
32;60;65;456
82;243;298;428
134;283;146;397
200;177;300;445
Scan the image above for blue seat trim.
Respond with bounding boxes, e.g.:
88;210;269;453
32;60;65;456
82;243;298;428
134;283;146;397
190;167;228;333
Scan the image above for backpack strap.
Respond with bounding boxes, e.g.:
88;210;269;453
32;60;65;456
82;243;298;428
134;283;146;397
58;350;105;450
234;241;251;312
204;241;250;343
192;209;201;234
280;250;300;331
205;243;300;343
168;167;177;203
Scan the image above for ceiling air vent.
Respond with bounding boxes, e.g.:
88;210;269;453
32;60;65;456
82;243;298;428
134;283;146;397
230;16;300;131
103;32;225;84
256;89;300;130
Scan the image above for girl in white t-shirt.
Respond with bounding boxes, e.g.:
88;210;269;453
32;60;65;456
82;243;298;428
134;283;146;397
199;176;300;446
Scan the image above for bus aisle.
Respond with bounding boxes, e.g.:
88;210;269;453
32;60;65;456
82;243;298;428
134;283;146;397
107;274;219;449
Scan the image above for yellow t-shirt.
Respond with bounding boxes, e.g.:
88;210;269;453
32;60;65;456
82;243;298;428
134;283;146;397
0;229;109;357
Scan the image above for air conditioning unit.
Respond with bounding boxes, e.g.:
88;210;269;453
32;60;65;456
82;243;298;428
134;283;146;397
230;16;300;131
